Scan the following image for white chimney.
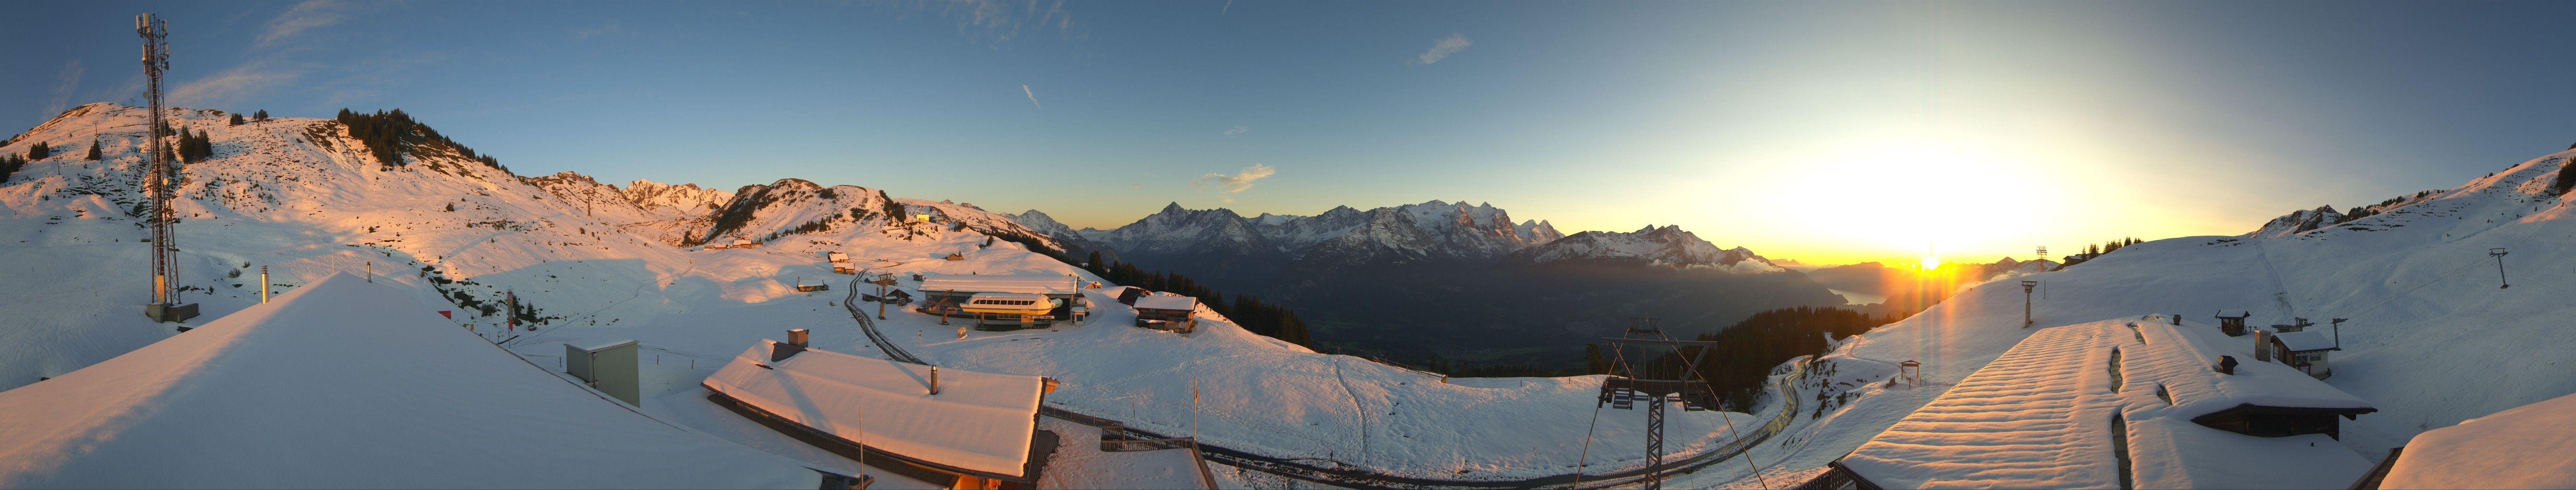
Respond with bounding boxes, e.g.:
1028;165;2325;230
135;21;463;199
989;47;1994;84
2253;330;2272;362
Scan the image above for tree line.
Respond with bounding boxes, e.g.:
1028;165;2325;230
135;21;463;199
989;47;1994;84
1083;251;1315;348
336;108;505;170
2059;236;2144;267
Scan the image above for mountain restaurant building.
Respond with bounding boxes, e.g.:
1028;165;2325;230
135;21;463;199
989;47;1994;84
918;274;1082;330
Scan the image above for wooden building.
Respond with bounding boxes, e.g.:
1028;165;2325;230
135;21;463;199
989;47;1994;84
2267;330;2338;379
1810;316;2377;489
2215;310;2252;336
1132;294;1199;333
704;335;1058;489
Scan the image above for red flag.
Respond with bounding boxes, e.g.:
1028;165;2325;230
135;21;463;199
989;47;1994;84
438;311;453;319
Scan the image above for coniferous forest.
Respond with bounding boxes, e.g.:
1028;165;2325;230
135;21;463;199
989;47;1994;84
1083;251;1315;348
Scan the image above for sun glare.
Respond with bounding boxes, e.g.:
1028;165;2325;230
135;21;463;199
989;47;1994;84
1919;255;1941;270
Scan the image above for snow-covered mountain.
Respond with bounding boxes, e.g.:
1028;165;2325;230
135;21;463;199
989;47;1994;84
1508;224;1784;272
1085;199;1684;267
0;102;1766;485
1760;145;2576;483
2247;205;2345;238
2246;190;2446;239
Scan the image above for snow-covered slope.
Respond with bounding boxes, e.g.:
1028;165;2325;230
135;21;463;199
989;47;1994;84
0;272;826;488
1766;146;2576;479
0;103;1769;482
1509;224;1784;272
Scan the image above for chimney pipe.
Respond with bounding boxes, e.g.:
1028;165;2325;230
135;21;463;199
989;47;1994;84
2254;330;2272;362
788;328;809;347
2215;356;2238;375
929;367;941;395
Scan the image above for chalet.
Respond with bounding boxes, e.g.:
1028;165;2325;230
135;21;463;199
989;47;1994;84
2214;310;2252;336
793;277;829;293
2267;330;2337;379
703;335;1058;489
827;252;856;274
1133;294;1200;333
0;273;840;488
1808;316;2377;490
918;274;1082;330
732;239;761;249
2354;391;2576;489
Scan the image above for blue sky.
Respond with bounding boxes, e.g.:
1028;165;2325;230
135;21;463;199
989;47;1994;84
5;0;2574;264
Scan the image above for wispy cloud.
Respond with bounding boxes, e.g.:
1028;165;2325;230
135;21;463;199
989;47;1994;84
885;0;1081;46
255;0;350;49
1022;85;1043;109
573;20;632;40
1192;164;1277;202
1411;33;1472;65
172;59;299;106
1222;125;1249;136
46;59;85;115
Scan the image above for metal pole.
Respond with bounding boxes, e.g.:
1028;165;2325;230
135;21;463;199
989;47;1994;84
2491;248;2510;289
259;266;268;303
2021;280;2038;328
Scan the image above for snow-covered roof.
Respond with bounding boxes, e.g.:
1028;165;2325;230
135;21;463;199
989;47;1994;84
2380;391;2576;489
1835;317;2374;489
0;273;823;489
702;342;1047;479
919;273;1080;296
2272;330;2337;352
1134;294;1199;311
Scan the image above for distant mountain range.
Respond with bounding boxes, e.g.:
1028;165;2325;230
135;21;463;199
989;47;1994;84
1010;200;1838;368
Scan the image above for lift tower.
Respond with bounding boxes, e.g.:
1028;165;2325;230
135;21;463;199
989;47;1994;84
138;13;196;324
1598;317;1722;490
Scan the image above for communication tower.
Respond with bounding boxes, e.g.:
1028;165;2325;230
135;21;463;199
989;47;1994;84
138;12;197;324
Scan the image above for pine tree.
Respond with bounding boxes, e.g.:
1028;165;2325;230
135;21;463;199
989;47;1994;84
1584;344;1606;374
253;110;268;121
27;142;49;160
229;113;244;125
1085;251;1103;270
86;140;101;160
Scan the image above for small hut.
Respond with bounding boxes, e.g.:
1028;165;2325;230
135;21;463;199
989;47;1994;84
1133;294;1199;333
2214;310;2252;336
732;239;761;249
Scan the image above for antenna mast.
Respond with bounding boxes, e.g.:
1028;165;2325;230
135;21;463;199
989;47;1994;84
139;12;196;324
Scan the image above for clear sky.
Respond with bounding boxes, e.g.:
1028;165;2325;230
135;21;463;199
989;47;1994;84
6;1;2574;265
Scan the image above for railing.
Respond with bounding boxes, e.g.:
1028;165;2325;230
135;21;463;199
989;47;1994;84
847;267;1819;488
1032;355;1816;489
